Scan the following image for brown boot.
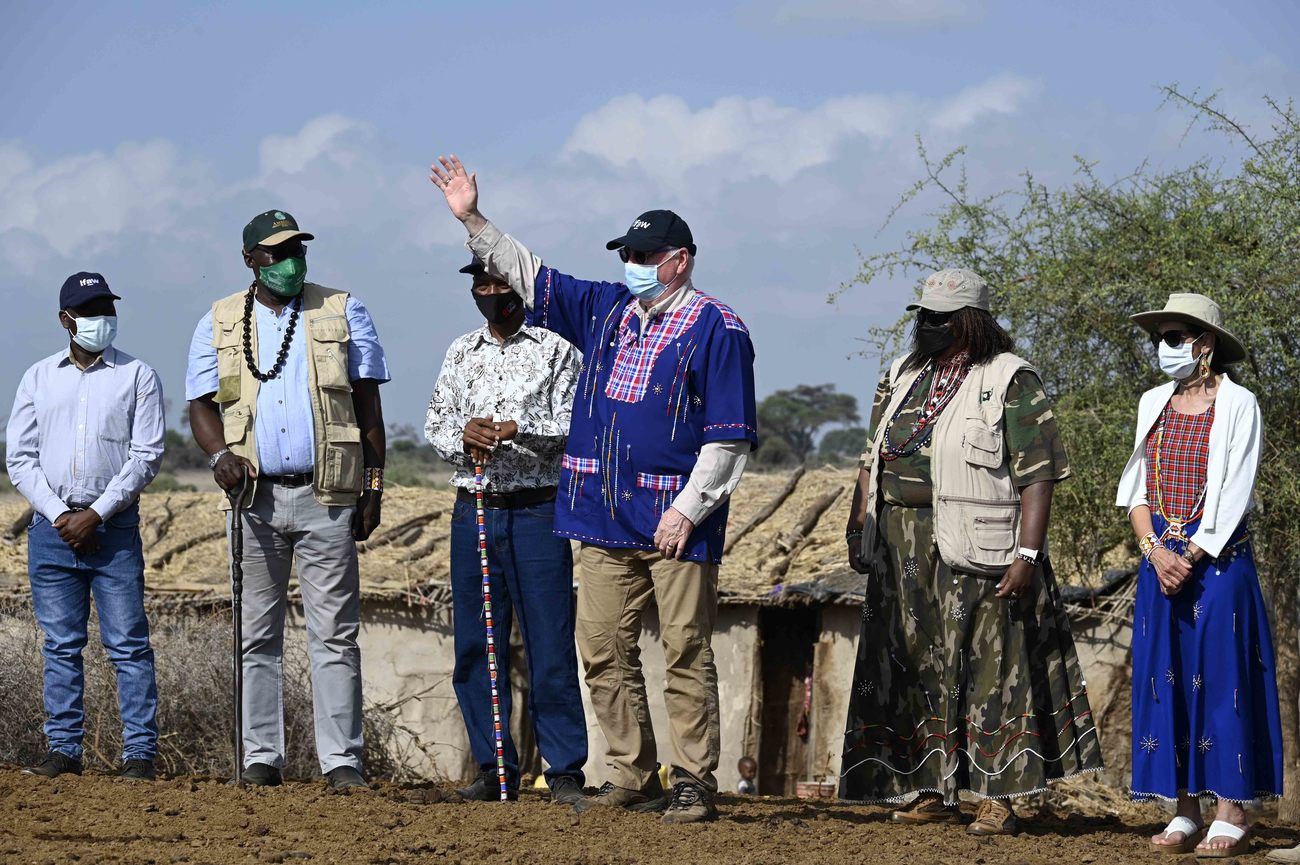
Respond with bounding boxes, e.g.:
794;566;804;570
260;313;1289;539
966;798;1019;836
891;792;962;824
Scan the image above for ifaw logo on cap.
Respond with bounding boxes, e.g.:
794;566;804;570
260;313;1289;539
631;219;652;230
272;221;293;228
79;278;100;286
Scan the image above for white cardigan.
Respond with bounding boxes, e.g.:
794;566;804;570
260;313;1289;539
1114;376;1262;558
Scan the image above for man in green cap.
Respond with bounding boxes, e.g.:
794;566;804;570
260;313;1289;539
185;210;390;790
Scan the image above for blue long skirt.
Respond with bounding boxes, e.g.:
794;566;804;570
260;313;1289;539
1130;514;1283;802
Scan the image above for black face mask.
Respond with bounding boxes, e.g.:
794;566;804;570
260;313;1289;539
474;291;522;324
917;323;956;356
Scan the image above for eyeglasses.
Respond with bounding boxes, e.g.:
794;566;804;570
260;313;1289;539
619;247;679;265
918;309;955;327
1150;329;1202;349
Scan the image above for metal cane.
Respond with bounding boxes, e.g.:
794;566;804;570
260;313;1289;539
227;468;251;787
474;464;509;801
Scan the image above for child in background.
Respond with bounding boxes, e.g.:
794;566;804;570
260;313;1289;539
737;756;758;795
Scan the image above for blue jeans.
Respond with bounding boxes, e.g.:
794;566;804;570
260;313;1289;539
450;497;586;786
27;503;159;761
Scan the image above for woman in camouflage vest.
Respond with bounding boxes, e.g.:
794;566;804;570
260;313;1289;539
840;269;1103;835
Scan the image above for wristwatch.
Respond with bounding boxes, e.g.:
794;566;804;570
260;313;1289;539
1016;546;1043;567
208;448;230;470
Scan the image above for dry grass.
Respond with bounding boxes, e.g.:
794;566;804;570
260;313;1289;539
0;597;421;781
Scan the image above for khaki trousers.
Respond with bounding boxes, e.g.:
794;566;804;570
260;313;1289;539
576;544;721;793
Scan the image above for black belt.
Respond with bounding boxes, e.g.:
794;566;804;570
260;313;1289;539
457;486;557;510
261;472;314;488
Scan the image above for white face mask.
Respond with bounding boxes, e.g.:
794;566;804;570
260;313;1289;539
66;312;118;353
1157;338;1201;380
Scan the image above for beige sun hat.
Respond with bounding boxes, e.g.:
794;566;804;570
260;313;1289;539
1130;292;1247;365
906;268;990;313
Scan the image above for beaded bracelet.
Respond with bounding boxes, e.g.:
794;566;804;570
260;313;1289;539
363;467;384;493
1138;532;1160;560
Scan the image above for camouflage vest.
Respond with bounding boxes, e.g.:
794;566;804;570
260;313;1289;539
210;283;363;509
862;352;1033;577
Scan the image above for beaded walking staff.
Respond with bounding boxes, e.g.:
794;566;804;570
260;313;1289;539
474;465;509;802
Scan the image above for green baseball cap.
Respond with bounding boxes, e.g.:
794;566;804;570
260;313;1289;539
242;210;315;252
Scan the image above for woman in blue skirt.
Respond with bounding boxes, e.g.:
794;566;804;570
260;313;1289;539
1116;293;1281;858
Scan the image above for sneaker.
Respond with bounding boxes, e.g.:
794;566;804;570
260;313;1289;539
22;751;82;778
325;765;369;791
660;781;717;824
891;792;961;824
967;798;1019;836
454;768;518;802
119;758;156;782
574;773;668;814
548;775;584;806
241;762;283;787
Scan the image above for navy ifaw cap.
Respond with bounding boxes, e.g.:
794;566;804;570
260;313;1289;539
606;209;697;256
59;272;120;310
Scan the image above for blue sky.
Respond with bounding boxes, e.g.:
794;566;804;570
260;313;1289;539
2;0;1297;433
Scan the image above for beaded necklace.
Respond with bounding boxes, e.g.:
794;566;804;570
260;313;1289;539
880;352;971;462
242;285;301;383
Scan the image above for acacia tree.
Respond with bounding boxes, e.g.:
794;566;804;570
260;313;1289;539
755;384;860;466
840;88;1300;818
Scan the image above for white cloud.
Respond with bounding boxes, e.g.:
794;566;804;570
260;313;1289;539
258;114;374;176
930;73;1043;133
744;0;987;30
561;76;1038;195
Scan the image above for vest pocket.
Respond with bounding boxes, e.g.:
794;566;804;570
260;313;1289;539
214;321;243;402
936;494;1020;575
311;315;351;391
962;421;1004;469
222;406;252;446
319;422;363;494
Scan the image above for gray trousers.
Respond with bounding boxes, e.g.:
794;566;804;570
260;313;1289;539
231;481;363;774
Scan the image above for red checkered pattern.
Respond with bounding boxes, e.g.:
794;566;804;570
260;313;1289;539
635;472;687;491
562;454;600;474
1145;403;1215;522
703;295;749;334
604;294;708;403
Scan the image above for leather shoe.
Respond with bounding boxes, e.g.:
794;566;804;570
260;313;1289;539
241;762;283;787
119;758;156;782
326;765;369;791
548;775;584;806
23;751;82;778
455;768;519;801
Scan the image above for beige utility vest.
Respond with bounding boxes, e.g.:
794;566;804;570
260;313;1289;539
211;283;363;508
861;352;1034;577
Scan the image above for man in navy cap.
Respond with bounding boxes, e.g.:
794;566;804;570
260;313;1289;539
431;155;757;823
425;257;586;804
6;272;166;780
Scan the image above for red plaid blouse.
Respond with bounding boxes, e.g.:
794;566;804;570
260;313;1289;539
1145;403;1215;523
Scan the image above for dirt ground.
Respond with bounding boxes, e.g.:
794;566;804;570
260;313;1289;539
0;767;1293;865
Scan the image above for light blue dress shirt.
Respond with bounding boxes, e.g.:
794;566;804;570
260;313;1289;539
6;346;166;522
184;292;389;475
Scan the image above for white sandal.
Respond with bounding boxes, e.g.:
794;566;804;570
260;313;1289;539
1149;815;1205;854
1196;819;1251;858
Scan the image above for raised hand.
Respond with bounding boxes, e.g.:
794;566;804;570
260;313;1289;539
430;154;484;231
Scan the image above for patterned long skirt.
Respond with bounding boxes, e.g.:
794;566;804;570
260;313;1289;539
1130;514;1282;802
840;503;1103;803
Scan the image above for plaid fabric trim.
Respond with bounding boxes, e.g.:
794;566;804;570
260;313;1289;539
561;454;600;474
635;472;687;492
604;294;708;403
704;422;757;436
1145;403;1214;522
698;294;748;334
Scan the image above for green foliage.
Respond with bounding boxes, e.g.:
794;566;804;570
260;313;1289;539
840;87;1300;588
385;437;442;487
818;426;869;465
756;384;860;467
149;473;198;493
160;428;209;473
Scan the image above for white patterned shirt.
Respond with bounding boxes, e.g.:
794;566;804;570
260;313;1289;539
425;323;581;492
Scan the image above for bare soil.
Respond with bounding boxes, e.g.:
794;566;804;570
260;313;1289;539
0;767;1292;865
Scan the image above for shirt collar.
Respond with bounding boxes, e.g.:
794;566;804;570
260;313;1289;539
472;321;543;348
60;345;117;370
635;280;696;325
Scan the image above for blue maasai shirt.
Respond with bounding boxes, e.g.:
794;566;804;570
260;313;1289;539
527;267;758;563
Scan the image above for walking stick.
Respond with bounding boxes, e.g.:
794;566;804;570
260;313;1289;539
227;468;251;787
474;464;509;802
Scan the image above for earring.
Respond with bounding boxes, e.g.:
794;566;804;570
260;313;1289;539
1199;353;1211;377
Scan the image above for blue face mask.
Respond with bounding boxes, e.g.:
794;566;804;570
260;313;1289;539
623;249;682;302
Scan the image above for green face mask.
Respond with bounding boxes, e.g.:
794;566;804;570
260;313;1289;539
258;256;307;297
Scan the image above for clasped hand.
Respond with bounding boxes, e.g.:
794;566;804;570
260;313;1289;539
1150;546;1194;595
462;415;518;465
54;509;102;554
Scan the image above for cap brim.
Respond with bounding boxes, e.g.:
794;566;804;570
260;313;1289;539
605;234;662;252
906;298;969;313
255;229;314;248
1130;310;1248;364
458;263;486;275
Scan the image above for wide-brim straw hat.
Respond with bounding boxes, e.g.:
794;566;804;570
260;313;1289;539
1130;292;1247;365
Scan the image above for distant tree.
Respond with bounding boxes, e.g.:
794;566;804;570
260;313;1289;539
818;426;869;464
755;384;859;467
160;428;208;473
